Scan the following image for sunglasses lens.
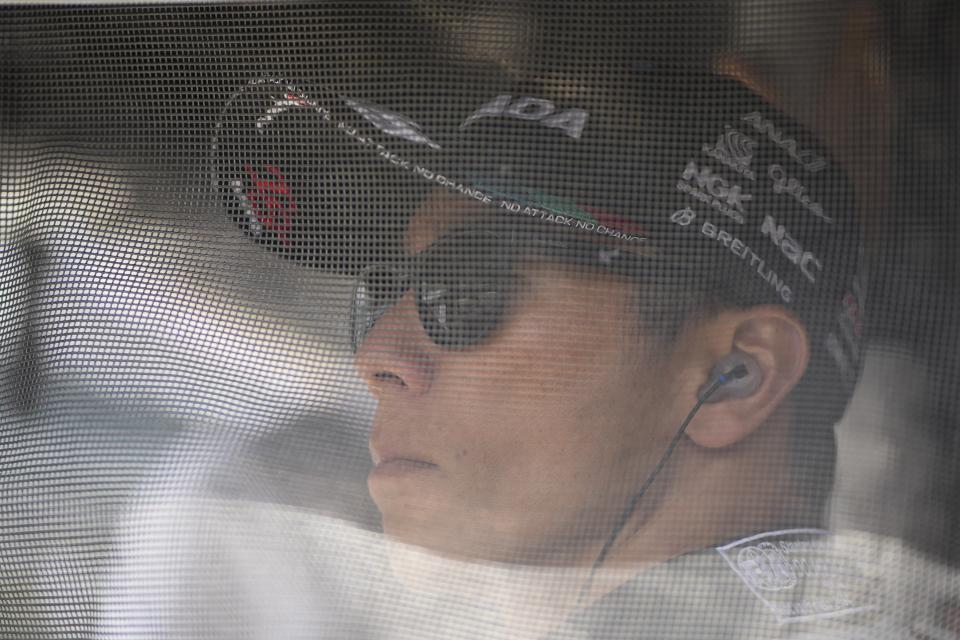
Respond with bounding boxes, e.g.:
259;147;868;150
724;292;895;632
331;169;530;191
417;237;513;348
351;266;408;352
352;233;516;351
416;272;509;349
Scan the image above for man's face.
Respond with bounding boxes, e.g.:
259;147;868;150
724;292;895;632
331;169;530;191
354;189;687;565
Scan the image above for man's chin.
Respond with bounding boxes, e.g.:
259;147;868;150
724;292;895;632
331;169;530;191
376;506;511;566
366;463;444;515
380;511;475;559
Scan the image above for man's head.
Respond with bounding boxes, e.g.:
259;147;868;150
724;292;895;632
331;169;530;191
215;68;866;567
352;187;814;566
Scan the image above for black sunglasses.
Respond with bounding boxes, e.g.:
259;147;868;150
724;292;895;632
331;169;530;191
350;224;660;352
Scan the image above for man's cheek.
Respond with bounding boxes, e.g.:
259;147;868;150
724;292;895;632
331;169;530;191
452;439;528;496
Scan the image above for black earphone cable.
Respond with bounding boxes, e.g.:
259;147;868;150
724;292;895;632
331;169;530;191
574;364;749;607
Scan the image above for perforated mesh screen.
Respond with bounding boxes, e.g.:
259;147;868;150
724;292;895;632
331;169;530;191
1;3;959;639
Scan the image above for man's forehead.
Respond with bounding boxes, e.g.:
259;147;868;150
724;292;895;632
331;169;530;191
405;189;501;254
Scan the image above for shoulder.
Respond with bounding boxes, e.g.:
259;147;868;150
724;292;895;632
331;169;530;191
548;529;945;640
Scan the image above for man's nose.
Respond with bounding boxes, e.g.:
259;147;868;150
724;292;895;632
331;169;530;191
354;290;434;397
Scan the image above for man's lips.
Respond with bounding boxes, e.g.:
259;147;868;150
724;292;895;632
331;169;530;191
370;443;438;468
368;418;439;477
370;456;440;479
376;457;438;469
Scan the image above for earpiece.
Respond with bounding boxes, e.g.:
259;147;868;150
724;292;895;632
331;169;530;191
697;351;763;403
580;348;765;605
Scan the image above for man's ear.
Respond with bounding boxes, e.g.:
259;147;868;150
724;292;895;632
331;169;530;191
683;306;810;449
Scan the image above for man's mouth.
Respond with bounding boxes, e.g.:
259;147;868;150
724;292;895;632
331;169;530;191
369;422;440;479
370;457;440;479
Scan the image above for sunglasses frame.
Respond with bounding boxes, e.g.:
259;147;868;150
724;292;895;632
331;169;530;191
350;221;665;353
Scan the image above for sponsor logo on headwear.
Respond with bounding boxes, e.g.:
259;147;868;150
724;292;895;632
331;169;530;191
702;128;757;180
700;220;793;303
742;112;828;173
841;289;864;342
669;209;793;303
581;205;650;239
717;529;874;624
759;215;822;284
476;182;648;241
323;92;642;243
461;95;590;139
826;271;866;388
677;161;751;224
670;207;697;226
274;84;649;244
236;163;296;246
344;97;441;150
255;91;320;130
768;164;833;223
